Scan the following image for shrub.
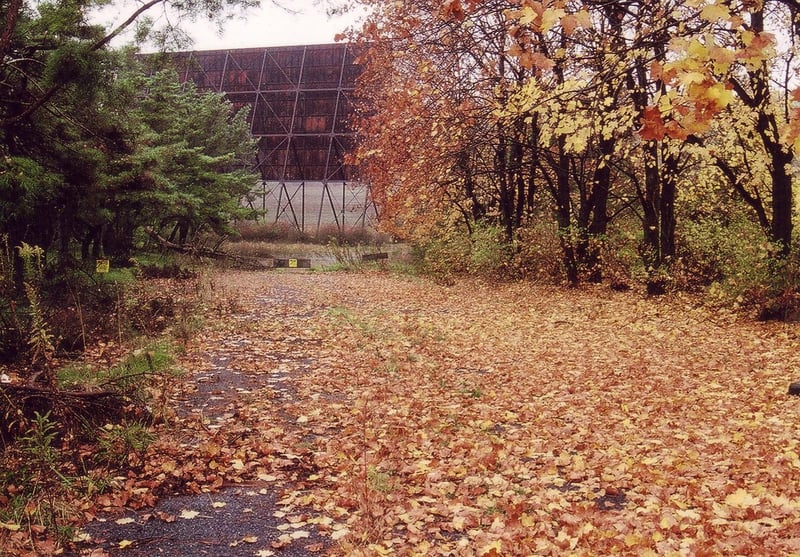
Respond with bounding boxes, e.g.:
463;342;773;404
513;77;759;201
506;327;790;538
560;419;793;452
675;214;800;318
131;253;197;279
325;238;367;270
511;221;566;283
233;220;388;245
467;225;511;276
412;223;513;282
317;224;390;246
412;226;470;283
235;221;308;243
673;217;760;292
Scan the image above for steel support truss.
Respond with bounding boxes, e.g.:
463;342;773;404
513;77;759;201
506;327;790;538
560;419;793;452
169;43;369;234
244;180;377;234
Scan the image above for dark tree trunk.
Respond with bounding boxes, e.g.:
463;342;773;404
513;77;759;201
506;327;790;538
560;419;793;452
641;142;661;263
496;132;515;242
461;152;485;223
0;0;23;64
660;151;678;262
739;6;794;255
513;135;526;231
771;151;793;256
555;138;578;286
629;48;675;296
583;136;613;283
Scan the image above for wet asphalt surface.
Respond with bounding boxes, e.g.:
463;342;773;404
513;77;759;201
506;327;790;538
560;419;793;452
69;282;331;556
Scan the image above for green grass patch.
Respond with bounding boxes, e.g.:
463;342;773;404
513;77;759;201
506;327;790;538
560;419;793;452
57;340;178;392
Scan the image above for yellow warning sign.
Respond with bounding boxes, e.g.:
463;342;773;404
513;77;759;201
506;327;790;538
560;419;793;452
95;259;110;273
288;258;298;268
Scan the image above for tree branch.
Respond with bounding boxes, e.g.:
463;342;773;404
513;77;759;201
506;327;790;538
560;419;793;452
0;0;166;125
0;0;23;63
90;0;166;52
144;226;268;269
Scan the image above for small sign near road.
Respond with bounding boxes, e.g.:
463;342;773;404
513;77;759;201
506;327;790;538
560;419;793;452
273;258;312;269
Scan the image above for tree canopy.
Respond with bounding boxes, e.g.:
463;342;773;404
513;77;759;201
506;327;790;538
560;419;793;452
347;0;800;294
0;0;258;267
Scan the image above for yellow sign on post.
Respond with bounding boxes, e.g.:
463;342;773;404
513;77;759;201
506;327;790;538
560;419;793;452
288;258;298;268
95;259;110;274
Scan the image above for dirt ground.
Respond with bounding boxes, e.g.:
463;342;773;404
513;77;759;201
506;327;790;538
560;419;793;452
70;270;800;556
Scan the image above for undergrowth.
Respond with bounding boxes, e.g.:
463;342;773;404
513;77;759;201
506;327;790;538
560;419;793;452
0;248;204;554
0;340;182;552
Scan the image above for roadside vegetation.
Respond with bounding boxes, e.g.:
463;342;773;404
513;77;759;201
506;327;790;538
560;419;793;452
0;243;208;550
346;0;800;315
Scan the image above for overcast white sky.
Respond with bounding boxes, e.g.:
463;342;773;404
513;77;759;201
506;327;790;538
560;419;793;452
184;2;363;50
94;0;365;51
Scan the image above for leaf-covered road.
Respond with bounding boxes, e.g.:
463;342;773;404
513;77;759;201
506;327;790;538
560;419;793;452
81;271;800;555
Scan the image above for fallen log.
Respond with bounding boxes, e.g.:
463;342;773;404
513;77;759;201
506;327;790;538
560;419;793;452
1;383;149;443
144;227;268;270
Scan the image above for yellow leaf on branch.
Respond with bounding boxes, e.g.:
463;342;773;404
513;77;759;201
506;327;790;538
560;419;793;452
541;8;566;33
678;71;707;87
704;82;734;109
700;3;731;22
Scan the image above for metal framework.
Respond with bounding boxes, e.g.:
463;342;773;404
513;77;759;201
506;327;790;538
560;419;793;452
169;44;375;233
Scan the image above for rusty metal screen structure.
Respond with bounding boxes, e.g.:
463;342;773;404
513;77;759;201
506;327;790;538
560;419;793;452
168;44;375;234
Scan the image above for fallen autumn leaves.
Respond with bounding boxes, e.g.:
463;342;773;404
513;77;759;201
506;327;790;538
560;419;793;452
60;271;800;554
